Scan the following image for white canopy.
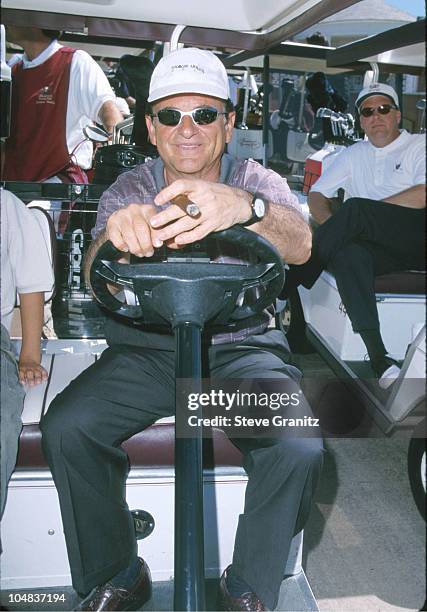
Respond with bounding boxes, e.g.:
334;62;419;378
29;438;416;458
2;0;347;34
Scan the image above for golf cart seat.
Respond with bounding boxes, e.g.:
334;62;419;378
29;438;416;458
374;270;425;295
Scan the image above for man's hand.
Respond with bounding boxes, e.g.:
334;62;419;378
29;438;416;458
18;357;48;387
150;179;252;246
98;99;124;135
106;203;165;256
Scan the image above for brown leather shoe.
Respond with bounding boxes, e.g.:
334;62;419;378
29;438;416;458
218;566;266;611
74;558;152;611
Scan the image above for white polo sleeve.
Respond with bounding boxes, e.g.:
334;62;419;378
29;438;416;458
310;146;352;198
5;192;54;295
410;135;426;186
69;50;116;123
1;190;55;330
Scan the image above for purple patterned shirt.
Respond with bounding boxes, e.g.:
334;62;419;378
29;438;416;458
94;154;301;344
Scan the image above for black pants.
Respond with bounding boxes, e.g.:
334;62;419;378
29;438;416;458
287;198;425;332
41;329;324;610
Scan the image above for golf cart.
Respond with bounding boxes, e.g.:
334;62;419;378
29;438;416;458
0;2;425;610
1;1;363;609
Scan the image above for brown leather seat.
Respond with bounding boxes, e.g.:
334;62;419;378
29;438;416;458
15;346;244;473
16;422;243;470
374;270;426;295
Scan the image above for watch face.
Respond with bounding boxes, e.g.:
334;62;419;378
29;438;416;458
253;197;266;218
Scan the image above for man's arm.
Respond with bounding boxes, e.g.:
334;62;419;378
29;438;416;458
381;184;425;209
84;202;162;288
245;201;311;264
18;292;48;386
307;146;352;224
98;100;123;135
308;191;336;224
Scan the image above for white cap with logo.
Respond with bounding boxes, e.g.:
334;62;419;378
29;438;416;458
147;47;230;103
355;83;399;110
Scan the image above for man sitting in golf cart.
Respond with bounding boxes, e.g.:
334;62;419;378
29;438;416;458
288;82;425;388
41;47;324;611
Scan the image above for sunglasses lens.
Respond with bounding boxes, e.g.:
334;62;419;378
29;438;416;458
157;109;181;126
360;104;393;117
155;107;222;126
193;108;218;124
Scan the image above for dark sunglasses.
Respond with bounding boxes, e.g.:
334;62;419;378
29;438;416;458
151;106;227;126
359;104;397;118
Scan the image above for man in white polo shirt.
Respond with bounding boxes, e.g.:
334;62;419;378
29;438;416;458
288;83;425;387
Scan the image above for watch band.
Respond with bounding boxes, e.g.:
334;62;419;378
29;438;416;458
242;193;268;227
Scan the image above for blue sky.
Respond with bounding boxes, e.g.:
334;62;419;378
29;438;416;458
384;0;425;16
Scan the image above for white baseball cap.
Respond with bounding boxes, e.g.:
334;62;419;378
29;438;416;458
355;83;399;110
148;47;230;103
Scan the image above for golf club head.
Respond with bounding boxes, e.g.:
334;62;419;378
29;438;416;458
83;124;110;143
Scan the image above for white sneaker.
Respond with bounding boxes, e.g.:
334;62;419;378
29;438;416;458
378;364;401;389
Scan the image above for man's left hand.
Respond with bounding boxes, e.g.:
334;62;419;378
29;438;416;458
150;180;253;246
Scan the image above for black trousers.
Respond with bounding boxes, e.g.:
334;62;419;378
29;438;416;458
288;198;425;332
41;329;324;610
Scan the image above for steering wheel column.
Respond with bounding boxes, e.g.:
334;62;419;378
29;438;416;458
90;226;285;611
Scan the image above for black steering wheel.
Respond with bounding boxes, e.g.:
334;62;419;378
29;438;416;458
90;225;284;329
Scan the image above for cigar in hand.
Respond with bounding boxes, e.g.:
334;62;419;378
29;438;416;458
172;195;201;217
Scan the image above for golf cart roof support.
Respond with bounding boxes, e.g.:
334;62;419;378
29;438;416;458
267;41;331;60
169;25;187;52
262;53;270;166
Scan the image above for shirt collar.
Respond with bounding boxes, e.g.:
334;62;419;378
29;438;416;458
368;129;410;154
21;40;62;69
219;153;237;183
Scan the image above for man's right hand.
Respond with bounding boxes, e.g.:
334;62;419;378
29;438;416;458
106;204;164;257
